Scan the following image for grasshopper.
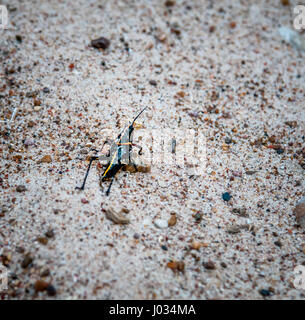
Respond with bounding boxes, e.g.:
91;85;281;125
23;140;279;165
76;106;148;196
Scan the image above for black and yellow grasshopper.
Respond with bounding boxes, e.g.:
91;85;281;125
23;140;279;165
76;106;148;196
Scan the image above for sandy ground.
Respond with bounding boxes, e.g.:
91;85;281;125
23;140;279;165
0;0;305;300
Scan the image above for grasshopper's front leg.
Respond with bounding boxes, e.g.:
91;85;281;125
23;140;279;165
75;156;99;190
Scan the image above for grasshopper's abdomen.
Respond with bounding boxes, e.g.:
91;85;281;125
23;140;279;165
101;163;123;182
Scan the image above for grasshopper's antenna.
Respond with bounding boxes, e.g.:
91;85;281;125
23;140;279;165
132;106;148;125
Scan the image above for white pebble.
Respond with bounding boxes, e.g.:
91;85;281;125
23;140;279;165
154;219;168;229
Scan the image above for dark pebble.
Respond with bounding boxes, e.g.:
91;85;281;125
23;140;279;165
225;137;232;144
276;148;284;154
209;25;216;33
161;245;168;251
34;280;49;292
45;229;55;238
259;289;271;297
203;261;216;270
16;185;26;192
41;268;50;277
46;285;57;296
274;240;282;248
149;80;157;86
11;273;18;280
133;233;140;239
15;246;25;254
91;37;110;50
165;0;175;7
21;255;33;268
232;207;248;217
0;206;7;218
37;237;48;245
15;35;22;43
245;170;257;175
42;87;50;93
194;212;202;222
222;192;232;202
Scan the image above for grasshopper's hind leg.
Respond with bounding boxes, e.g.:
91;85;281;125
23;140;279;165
76;156;99;190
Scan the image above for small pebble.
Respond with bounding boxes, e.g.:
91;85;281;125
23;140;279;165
91;37;110;50
294;197;305;228
222;192;232;202
232;208;248;217
41;268;50;277
133;233;140;239
285;121;297;128
26;91;38;98
232;171;242;177
227;225;240;234
21;255;33;268
167;261;185;273
194;212;202;222
274;240;282;248
149;80;157;86
161;245;168;251
0;206;8;218
46;285;57;296
37;237;48;245
168;214;177;227
209;25;216;33
45;229;55;238
191;241;203;250
104;207;130;224
15;35;22;42
37;155;52;163
203;261;216;270
225;137;232;144
281;0;290;6
232;171;243;178
34;280;49;292
245;170;257;175
165;0;175;7
24;138;34;146
15;246;25;254
259;289;271;297
34;99;41;106
16;185;26;192
188;111;199;118
154;219;168;229
229;21;236;29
